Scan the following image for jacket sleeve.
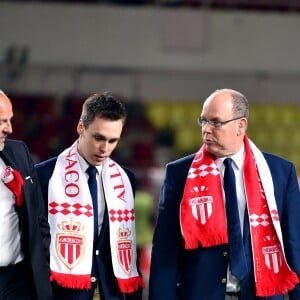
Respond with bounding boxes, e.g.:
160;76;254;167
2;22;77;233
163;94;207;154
280;163;300;299
23;143;51;258
149;162;184;300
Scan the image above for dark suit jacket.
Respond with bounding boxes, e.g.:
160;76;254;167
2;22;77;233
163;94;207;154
149;152;300;300
1;139;52;300
35;156;142;300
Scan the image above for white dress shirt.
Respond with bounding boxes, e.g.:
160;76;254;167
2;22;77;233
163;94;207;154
0;158;24;266
77;154;105;236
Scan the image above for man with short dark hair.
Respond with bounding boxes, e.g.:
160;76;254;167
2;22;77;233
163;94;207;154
36;92;144;300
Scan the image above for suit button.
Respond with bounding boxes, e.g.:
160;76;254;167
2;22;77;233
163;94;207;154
221;278;227;284
95;250;99;255
91;277;97;282
223;251;228;256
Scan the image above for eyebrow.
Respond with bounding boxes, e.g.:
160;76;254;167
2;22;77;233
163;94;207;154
93;133;120;142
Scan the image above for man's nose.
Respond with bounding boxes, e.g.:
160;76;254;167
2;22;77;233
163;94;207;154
4;121;13;134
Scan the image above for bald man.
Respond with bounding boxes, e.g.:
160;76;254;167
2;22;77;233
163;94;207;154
0;90;52;299
149;89;300;300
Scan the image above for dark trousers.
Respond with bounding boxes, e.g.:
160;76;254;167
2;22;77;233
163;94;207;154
52;281;98;300
0;260;35;300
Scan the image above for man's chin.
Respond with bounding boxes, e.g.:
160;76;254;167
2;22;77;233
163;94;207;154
205;144;217;153
94;157;106;165
205;145;223;158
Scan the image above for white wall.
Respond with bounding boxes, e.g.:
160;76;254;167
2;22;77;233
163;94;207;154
1;2;300;102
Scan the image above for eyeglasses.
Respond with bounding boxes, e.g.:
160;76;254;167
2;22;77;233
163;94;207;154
197;116;245;128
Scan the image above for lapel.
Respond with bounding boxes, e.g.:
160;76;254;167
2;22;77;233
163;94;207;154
0;148;18;170
97;204;109;247
0;146;24;231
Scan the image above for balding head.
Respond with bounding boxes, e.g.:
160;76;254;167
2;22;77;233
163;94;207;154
206;89;249;119
0;90;13;150
200;88;248;157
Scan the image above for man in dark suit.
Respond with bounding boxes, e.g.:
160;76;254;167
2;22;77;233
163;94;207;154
35;92;144;300
0;90;52;300
149;89;300;300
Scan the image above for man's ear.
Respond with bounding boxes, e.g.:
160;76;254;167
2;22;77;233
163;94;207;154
77;120;83;135
237;118;247;136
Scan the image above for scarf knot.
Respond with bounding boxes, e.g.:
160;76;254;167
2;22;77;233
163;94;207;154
1;166;24;206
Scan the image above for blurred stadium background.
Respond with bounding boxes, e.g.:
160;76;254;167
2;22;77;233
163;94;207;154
1;2;299;298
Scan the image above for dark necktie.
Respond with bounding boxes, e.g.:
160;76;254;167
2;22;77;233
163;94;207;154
86;166;98;241
223;158;248;280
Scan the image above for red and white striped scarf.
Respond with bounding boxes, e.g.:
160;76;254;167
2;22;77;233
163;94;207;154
48;141;144;293
180;136;299;296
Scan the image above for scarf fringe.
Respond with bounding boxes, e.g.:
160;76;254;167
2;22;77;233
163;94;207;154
117;276;145;293
185;234;228;249
50;271;91;289
256;271;299;297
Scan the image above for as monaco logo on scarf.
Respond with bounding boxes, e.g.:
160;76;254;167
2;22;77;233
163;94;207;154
188;186;213;225
56;220;86;270
117;226;133;275
262;236;282;274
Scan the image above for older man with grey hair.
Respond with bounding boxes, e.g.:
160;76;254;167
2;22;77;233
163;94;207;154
0;90;52;299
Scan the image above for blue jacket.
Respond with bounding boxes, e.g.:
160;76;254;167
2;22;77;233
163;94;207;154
35;156;142;300
149;152;300;300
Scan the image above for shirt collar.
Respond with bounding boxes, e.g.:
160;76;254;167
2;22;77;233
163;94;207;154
215;144;245;171
76;148;102;175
